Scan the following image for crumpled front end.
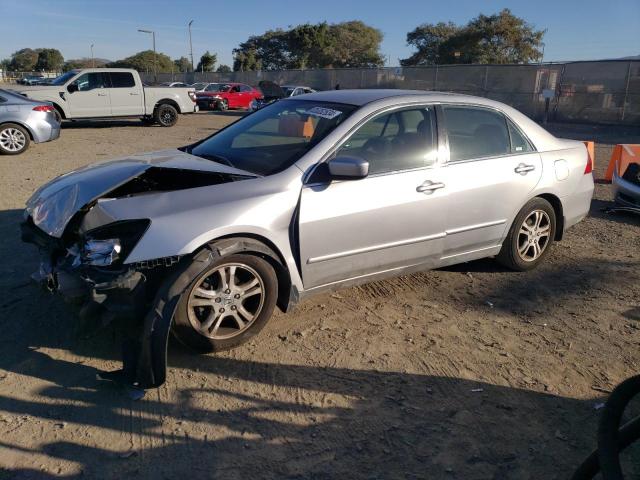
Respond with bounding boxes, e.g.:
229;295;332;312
20;215;167;324
20;149;253;324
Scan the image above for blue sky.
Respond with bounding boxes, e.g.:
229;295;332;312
1;0;638;67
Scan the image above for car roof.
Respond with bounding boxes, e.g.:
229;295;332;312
290;89;567;152
295;89;464;106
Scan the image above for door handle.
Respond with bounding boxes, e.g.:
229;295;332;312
416;181;446;194
514;163;535;175
129;92;139;96
97;93;107;97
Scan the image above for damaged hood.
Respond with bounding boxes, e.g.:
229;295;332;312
26;149;254;238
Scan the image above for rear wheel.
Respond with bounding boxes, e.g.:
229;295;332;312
172;253;278;352
154;104;178;127
497;197;556;271
0;123;30;155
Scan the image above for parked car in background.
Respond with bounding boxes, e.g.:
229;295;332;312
190;82;212;92
22;90;593;357
13;69;198;127
0;88;60;155
282;85;317;97
612;161;640;211
195;82;262;111
18;74;45;86
249;81;286;111
160;82;190;87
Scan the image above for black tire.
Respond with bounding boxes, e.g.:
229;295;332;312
496;197;556;271
172;252;278;353
154;103;178;127
0;123;30;155
53;109;62;124
217;99;229;111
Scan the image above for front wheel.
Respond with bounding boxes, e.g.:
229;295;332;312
217;99;229;111
496;197;556;271
0;123;30;155
154;104;178;127
172;252;278;352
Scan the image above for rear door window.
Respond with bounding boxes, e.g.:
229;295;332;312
109;72;136;88
443;106;510;162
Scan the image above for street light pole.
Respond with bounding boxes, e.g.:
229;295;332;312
138;29;157;83
90;44;94;68
188;20;194;73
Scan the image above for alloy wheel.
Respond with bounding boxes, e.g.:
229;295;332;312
0;128;26;152
187;263;265;340
517;209;551;262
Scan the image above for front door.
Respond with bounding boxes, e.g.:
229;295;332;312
65;72;111;117
107;71;144;116
438;105;543;258
298;105;447;290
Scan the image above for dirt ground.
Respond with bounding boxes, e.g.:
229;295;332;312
0;111;639;479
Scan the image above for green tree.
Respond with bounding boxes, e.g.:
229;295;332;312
35;48;64;71
196;51;217;72
9;48;39;71
174;56;191;72
216;64;232;73
108;50;175;72
401;9;545;66
63;58;109;71
232;20;384;71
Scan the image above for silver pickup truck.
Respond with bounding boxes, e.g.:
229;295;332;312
13;68;198;127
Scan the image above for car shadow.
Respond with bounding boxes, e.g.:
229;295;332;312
61;119;149;129
0;344;616;479
589;198;640;226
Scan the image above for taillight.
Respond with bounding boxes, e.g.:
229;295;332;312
33;105;55;112
188;91;196;102
584;153;593;174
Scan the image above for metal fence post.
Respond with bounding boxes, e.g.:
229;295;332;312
552;64;567;123
621;61;632;122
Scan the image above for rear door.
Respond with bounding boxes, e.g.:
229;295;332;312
108;72;144;116
298;105;447;289
237;84;254;108
439;105;542;258
65;72;111;117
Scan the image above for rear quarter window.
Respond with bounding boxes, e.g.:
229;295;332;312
443;106;511;161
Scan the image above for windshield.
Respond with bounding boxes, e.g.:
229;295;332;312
187;100;357;176
191;83;206;90
49;71;78;86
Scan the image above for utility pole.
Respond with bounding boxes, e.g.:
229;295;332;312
188;20;194;73
138;29;157;83
90;44;94;68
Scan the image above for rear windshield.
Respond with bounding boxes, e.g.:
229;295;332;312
186;100;357;176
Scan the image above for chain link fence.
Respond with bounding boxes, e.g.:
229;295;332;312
143;60;639;126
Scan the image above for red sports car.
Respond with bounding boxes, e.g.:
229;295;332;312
195;83;263;111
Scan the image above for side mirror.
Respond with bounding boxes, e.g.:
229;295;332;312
328;156;369;179
67;83;78;93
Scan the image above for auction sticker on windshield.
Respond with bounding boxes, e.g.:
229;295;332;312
305;107;343;120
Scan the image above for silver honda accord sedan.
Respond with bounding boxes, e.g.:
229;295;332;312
0;88;60;155
22;90;594;355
